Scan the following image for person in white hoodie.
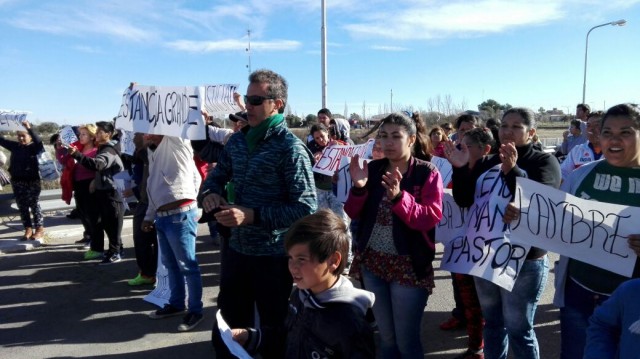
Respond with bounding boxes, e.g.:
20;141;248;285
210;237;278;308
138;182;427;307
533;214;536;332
227;209;376;358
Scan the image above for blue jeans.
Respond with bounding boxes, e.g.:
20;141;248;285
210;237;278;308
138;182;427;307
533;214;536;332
362;267;429;358
559;277;609;359
474;256;548;359
155;207;202;314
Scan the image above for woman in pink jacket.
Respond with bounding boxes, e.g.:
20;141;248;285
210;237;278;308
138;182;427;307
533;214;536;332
345;112;443;358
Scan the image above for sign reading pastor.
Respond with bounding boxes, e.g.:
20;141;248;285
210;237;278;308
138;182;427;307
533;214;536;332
440;165;531;291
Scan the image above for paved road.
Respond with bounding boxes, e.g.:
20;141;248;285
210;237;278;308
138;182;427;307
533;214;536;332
0;213;561;358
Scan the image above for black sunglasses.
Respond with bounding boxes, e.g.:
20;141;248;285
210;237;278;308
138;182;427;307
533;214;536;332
244;95;275;106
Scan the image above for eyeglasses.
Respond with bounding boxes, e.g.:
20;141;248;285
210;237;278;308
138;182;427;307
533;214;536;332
244;95;275;106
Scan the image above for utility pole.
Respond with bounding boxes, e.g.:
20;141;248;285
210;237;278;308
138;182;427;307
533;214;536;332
390;89;393;112
321;0;327;108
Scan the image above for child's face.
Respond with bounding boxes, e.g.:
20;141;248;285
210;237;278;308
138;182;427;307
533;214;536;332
288;243;338;294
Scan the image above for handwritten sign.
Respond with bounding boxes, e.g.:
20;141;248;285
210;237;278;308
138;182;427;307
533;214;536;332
115;85;205;140
440;165;531;291
59;126;78;145
435;190;468;244
430;156;452;188
202;84;242;119
118;129;136;156
336;156;372;203
144;240;171;308
313;139;374;176
512;177;638;277
0;110;28;132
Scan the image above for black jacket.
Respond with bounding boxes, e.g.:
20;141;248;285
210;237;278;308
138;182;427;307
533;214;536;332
452;142;561;258
0;128;44;181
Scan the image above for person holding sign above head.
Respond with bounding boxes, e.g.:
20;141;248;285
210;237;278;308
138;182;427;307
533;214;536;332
200;69;317;358
554;103;640;359
143;132;203;332
0;120;45;241
345;112;443;358
446;107;561;359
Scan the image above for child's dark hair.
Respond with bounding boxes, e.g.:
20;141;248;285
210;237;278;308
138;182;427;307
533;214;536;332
284;209;349;275
464;127;495;149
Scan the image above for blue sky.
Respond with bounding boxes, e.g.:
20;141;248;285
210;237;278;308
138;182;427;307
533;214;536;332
1;0;639;125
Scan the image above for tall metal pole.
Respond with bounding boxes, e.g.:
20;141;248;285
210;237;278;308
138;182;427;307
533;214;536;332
582;20;626;104
321;0;327;108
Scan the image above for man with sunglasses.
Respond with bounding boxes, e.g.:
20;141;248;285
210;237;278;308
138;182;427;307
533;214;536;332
199;69;317;358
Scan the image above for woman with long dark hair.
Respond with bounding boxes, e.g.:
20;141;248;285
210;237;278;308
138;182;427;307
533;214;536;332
345;112;443;358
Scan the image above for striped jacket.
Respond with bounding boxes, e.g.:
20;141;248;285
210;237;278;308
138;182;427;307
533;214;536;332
200;120;317;256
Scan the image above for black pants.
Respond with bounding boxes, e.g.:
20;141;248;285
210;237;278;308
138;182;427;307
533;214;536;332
212;247;292;359
132;202;157;277
90;190;124;254
73;179;95;240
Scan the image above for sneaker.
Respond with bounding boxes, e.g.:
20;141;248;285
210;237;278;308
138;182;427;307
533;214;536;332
453;348;484;359
99;252;121;265
128;273;156;286
84;249;103;260
439;316;465;330
177;312;204;332
149;305;187;319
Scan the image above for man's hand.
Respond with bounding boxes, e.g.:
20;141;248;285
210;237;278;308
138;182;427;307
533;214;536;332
629;234;640;256
202;193;227;213
215;205;254;227
502;202;520;224
231;328;249;346
141;220;155;232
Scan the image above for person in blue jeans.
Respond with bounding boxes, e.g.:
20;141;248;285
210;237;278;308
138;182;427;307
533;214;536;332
142;134;203;332
448;107;561;359
345;112;444;358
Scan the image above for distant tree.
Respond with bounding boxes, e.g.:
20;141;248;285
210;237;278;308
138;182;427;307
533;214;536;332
305;114;318;126
36;122;59;135
478;99;502;113
285;114;302;128
538;107;546;114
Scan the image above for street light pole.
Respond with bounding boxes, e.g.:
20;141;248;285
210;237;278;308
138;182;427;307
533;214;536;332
582;19;626;104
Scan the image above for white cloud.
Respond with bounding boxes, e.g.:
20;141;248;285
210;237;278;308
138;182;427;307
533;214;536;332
371;45;409;51
166;39;301;53
8;2;158;42
344;0;565;40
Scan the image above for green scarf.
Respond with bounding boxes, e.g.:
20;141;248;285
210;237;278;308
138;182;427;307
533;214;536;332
245;113;284;153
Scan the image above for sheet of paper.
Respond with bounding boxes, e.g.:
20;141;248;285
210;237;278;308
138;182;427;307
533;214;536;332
216;310;253;359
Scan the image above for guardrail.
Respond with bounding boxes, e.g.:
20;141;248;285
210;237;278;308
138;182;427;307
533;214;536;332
0;189;75;218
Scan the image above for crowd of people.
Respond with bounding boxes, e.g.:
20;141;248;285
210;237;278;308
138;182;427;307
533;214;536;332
2;69;640;358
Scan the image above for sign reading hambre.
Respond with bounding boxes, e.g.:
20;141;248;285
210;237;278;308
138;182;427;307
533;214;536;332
115;85;205;140
511;177;638;277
